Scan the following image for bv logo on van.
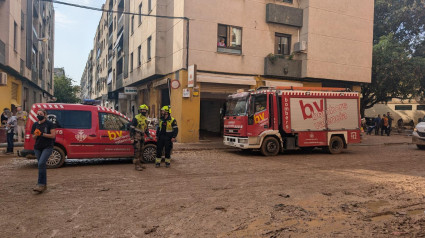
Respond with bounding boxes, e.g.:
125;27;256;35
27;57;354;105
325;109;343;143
75;130;88;142
108;131;123;140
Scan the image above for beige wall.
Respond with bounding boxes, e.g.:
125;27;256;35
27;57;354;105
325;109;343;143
303;0;374;83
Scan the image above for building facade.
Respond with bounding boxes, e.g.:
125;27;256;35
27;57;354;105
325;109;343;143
81;0;374;142
0;0;55;113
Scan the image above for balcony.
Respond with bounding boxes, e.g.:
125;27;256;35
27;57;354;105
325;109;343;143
264;55;302;78
266;3;303;27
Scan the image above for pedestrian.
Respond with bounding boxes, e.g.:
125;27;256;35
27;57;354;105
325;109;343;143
31;108;56;194
131;104;150;171
374;114;381;135
5;111;17;154
381;114;388;136
15;106;27;143
1;108;9;126
155;106;178;168
387;112;393;136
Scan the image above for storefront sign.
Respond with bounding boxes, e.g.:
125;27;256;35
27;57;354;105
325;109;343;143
118;93;127;99
183;88;190;98
188;64;197;88
124;87;137;95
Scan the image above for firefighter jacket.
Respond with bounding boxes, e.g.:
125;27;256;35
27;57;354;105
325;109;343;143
132;114;148;131
157;116;178;138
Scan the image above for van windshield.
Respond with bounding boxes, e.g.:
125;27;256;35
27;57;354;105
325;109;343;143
225;95;249;116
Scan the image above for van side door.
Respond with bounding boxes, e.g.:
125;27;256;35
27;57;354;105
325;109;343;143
98;112;134;157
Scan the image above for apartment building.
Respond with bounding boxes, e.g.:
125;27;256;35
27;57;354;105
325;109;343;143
81;0;374;142
0;0;54;113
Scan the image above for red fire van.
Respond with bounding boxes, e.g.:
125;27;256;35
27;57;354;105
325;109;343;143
18;102;157;168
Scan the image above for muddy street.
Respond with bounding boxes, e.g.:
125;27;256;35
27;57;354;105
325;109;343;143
1;135;425;237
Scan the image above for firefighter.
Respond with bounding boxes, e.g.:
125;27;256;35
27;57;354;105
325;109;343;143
131;104;150;171
155;105;178;168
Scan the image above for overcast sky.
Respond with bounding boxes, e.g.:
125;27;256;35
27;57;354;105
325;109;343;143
54;0;104;85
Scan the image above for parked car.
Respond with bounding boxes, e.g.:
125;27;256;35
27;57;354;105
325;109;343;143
412;116;425;150
18;102;157;168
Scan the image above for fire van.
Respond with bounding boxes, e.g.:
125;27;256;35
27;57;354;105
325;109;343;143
223;87;361;155
18;102;157;168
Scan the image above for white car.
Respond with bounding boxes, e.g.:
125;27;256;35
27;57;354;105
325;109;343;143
412;116;425;150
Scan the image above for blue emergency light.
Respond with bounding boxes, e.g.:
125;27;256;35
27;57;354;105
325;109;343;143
82;99;101;105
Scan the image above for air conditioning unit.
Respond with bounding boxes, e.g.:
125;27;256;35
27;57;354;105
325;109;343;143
0;72;7;86
294;41;307;52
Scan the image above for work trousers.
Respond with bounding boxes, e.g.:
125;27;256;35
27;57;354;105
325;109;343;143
156;135;172;164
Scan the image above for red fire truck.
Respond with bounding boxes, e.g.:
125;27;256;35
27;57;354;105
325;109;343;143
223;87;361;155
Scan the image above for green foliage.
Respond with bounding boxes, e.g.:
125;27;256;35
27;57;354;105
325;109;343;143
360;0;425;116
54;75;81;103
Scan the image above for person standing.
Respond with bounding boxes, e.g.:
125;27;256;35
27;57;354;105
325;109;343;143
5;111;17;154
15;106;27;142
131;104;150;171
31;108;56;193
387;112;393;136
1;108;9;126
155;106;178;168
374;114;381;135
381;114;388;136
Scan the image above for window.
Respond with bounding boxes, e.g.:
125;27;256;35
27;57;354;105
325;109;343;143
138;45;141;66
148;0;152;12
417;105;425;110
249;94;267;115
275;33;291;55
99;112;129;130
282;0;293;3
395;105;412;110
21;11;25;30
45;110;92;129
131;15;134;34
12;83;18;100
130;52;133;72
147;36;152;61
217;24;242;54
14;22;18;51
139;3;142;25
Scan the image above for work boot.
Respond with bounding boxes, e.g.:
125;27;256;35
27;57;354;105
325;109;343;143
33;185;46;193
165;163;170;168
155;163;160;168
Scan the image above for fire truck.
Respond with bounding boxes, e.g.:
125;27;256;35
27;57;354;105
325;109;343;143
223;87;361;155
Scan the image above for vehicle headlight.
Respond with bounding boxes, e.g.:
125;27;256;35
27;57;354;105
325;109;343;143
238;138;248;144
414;128;418;132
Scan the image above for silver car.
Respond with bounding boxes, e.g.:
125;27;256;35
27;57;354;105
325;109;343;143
412;116;425;150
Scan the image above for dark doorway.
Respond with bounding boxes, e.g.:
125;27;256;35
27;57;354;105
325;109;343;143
161;88;170;107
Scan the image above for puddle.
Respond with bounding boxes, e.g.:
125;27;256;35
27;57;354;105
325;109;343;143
364;200;390;213
407;209;424;216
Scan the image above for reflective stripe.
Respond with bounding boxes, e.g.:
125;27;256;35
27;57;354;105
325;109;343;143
155;158;162;164
159;117;175;133
165;158;171;163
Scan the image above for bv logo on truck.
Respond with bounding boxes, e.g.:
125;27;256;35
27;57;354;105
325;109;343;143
254;112;268;124
299;99;324;120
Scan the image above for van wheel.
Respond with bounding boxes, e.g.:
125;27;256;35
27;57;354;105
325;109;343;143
417;145;425;150
142;144;157;163
47;146;66;169
261;137;280;156
326;136;344;154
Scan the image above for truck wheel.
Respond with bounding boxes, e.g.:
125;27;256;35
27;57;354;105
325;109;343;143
417;145;425;150
327;136;344;154
46;146;66;169
261;137;280;156
142;144;157;163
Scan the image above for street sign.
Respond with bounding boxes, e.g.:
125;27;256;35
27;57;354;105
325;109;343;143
183;88;190;98
124;87;137;95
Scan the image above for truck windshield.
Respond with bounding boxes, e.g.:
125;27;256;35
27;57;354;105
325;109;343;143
225;96;248;116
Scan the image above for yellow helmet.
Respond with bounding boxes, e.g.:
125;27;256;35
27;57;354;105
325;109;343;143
161;105;171;114
139;104;149;110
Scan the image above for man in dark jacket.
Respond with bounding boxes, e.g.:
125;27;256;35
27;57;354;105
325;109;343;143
155;106;178;168
374;114;381;135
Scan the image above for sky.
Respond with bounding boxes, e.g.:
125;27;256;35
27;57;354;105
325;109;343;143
54;0;104;85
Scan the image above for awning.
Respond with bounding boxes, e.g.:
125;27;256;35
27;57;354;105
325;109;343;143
264;80;303;87
107;72;113;85
197;73;256;86
113;32;123;50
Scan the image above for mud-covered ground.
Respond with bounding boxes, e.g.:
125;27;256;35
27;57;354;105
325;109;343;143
1;134;425;237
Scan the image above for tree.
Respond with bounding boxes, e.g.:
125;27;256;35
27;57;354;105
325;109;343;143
360;0;425;117
54;75;81;103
